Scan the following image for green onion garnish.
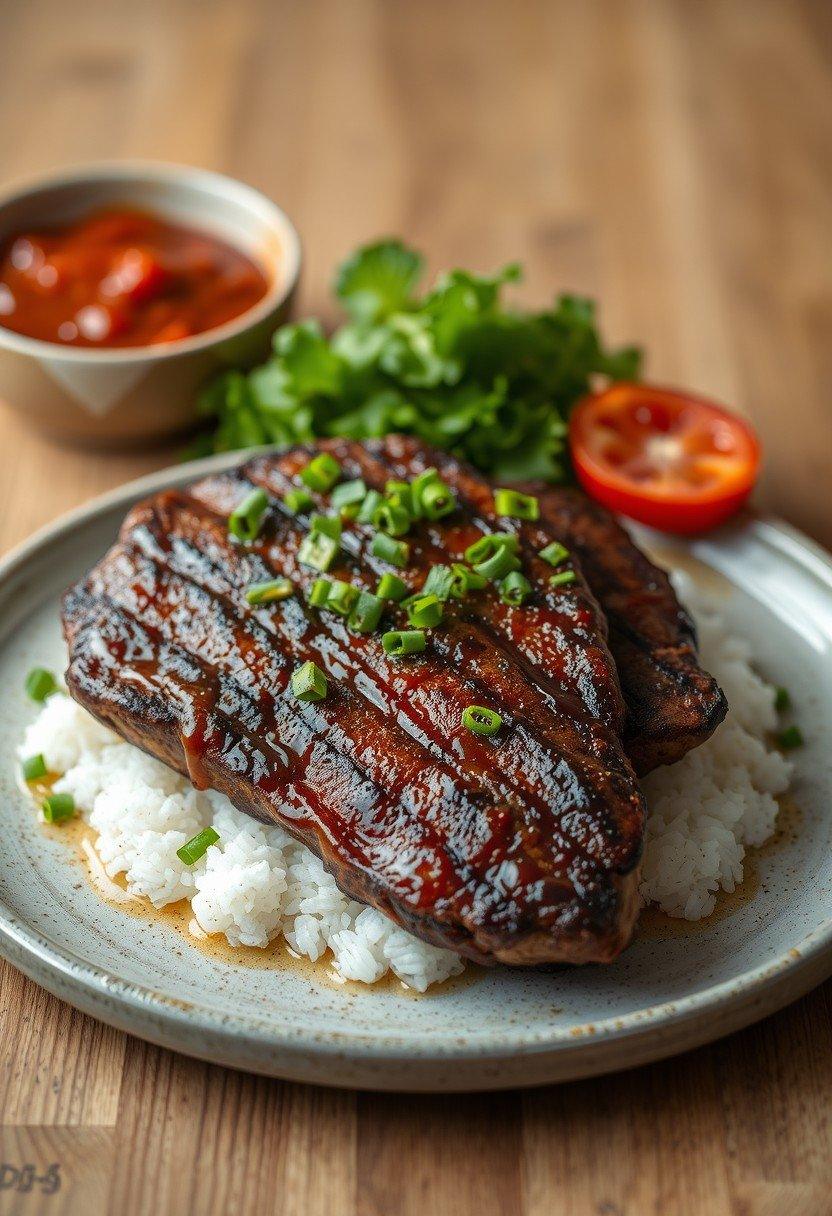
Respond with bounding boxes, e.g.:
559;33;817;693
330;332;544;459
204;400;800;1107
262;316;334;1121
461;705;503;736
449;563;487;598
774;686;791;713
245;577;294;605
308;578;332;607
498;571;533;606
310;513;342;540
348;591;384;634
410;468;439;518
373;501;411;536
291;660;328;702
176;827;220;865
229;488;269;542
778;725;804;750
406;594;444;628
421;479;456;521
331;479;367;511
382;629;426;657
371;533;409;567
421;565;455;601
494;488;540;521
299;452;341;492
25;667;57;703
377;573;408;601
464;533;519;565
385;480;413;514
357;489;383;524
284;488;314;515
549;569;577;589
539;541;570;567
326;580;360;616
22;753;47;781
473;546;521;581
42;792;75;823
298;530;339;572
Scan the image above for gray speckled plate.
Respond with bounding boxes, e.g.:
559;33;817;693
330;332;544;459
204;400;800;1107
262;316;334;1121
1;456;831;1091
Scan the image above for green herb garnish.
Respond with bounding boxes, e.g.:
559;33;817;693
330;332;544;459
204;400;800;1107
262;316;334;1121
382;629;426;657
25;667;57;703
22;754;47;781
245;578;294;605
228;488;269;542
42;793;75;824
291;661;328;702
371;533;409;567
377;573;408;601
494;488;539;521
177;827;220;865
778;725;804;750
195;241;640;483
461;706;502;736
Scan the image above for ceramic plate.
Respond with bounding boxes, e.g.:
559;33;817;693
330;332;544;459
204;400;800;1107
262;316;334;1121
0;455;830;1091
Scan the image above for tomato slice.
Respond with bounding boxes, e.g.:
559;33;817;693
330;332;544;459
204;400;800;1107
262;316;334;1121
569;384;761;534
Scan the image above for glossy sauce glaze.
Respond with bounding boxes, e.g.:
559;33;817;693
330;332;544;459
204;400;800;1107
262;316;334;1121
62;437;645;966
0;206;269;347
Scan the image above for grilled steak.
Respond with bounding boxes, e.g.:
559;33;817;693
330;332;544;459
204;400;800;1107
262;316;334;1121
525;484;727;774
62;436;645;966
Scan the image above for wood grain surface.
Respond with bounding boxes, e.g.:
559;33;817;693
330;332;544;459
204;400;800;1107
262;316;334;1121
1;1;830;1213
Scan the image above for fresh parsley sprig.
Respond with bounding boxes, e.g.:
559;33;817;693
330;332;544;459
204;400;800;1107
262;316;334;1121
193;239;641;482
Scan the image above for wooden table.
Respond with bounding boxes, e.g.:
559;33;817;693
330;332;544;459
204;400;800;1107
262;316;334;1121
1;1;830;1212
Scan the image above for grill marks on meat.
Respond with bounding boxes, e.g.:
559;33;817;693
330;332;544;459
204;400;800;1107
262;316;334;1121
63;437;645;965
526;485;728;774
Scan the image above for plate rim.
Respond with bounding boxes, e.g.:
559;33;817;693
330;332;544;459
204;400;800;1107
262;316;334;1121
2;451;832;1080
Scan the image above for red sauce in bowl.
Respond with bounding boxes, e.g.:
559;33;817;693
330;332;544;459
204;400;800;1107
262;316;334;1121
0;206;270;348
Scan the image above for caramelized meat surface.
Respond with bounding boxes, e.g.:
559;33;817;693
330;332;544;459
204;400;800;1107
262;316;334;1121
526;485;727;773
62;437;645;966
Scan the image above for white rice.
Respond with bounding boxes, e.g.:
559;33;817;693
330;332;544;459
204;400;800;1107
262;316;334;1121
17;578;793;985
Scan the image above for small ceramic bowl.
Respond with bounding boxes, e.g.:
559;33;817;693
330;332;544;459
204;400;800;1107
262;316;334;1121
0;162;301;447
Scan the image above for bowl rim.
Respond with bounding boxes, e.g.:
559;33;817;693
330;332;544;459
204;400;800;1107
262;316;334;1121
0;160;302;365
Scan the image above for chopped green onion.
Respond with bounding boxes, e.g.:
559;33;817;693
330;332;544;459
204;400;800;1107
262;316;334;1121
22;753;47;781
421;565;455;601
373;501;411;536
42;792;75;823
299;452;341;492
774;686;791;713
326;580;360;616
245;577;294;605
473;546;521;581
461;705;503;736
464;533;519;565
331;479;367;510
176;827;220;865
539;541;570;567
310;513;342;540
283;488;314;515
377;573;408;601
298;530;339;572
25;667;57;703
449;563;487;598
382;629;426;657
406;594;444;628
420;479;456;521
498;571;533;606
371;533;409;567
229;488;269;542
385;480;413;513
348;590;384;633
291;660;328;701
494;488;540;521
357;488;383;524
549;569;577;589
778;725;804;750
308;578;332;607
410;468;439;518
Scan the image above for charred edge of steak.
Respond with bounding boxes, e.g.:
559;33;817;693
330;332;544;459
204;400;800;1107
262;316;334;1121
62;438;646;965
525;483;728;774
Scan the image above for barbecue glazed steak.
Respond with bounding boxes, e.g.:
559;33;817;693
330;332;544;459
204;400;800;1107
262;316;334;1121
62;436;645;966
525;485;727;774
